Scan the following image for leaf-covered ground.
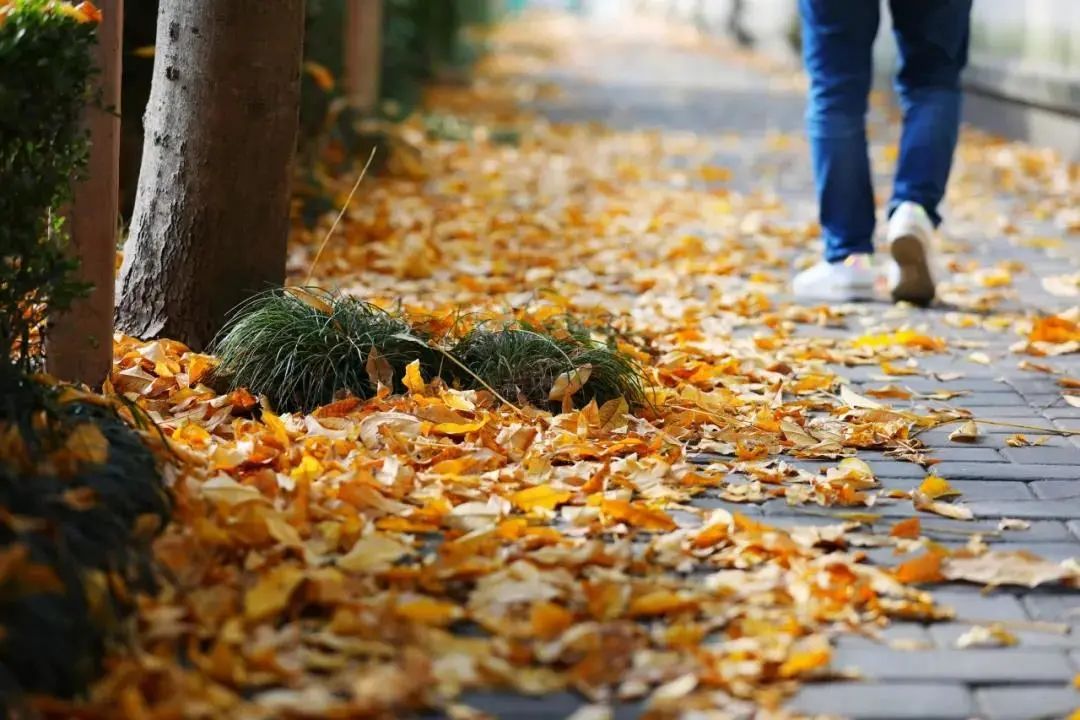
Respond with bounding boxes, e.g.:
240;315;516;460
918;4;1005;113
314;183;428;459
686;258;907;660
53;14;1080;720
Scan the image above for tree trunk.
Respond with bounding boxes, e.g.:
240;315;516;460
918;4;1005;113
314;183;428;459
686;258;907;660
116;0;305;351
47;0;123;386
344;0;383;113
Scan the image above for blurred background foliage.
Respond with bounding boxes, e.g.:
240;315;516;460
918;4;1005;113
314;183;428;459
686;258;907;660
119;0;501;220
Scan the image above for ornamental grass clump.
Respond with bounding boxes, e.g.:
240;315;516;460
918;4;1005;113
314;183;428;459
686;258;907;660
210;288;443;413
451;323;646;410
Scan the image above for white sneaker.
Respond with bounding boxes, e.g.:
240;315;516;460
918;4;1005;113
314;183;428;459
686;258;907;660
791;254;877;302
888;201;936;305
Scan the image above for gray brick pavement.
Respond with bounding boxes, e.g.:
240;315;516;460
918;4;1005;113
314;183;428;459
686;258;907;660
504;17;1080;720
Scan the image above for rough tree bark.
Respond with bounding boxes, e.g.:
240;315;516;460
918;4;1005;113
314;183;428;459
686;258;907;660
47;0;123;386
116;0;305;351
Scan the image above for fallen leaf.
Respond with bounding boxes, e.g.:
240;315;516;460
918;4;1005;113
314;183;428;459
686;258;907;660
943;550;1076;588
549;364;593;402
948;420;979;443
244;564;305;622
955;623;1018;648
918;475;961;500
889;517;921;539
895;551;945;584
403;360;426;394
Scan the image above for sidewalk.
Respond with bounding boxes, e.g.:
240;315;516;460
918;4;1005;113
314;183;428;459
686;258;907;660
457;17;1080;720
84;13;1080;720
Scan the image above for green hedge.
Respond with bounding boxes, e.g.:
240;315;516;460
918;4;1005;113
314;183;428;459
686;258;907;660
0;0;97;370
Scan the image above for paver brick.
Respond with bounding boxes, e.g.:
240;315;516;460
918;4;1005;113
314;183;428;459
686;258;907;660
932;590;1029;622
1022;595;1080;623
966;499;1080;520
1032;480;1080;500
974;685;1079;720
879;477;1033;500
1004;446;1080;465
789;682;974;720
931;462;1080;481
929;621;1080;650
832;647;1073;682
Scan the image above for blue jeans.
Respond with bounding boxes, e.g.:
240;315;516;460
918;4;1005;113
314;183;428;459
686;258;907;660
800;0;971;262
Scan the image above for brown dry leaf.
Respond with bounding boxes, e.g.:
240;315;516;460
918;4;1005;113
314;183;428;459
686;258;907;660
549;364;593;402
865;384;913;400
366;347;395;389
948;420;980;443
338;533;411;572
943;550;1076;588
998;518;1031;531
839;384;884;410
954;623;1019;648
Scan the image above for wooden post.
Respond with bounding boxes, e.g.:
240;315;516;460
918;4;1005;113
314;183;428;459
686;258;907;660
344;0;383;113
47;0;122;386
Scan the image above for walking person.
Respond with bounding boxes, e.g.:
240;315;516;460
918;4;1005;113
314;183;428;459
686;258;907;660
792;0;973;305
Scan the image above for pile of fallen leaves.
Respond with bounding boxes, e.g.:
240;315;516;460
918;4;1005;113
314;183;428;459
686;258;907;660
42;12;1080;720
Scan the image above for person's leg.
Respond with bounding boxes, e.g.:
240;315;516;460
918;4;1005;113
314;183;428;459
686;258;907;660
799;0;879;263
888;0;972;224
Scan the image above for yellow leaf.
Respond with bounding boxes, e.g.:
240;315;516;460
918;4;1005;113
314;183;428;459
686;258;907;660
394;597;462;625
131;45;156;58
779;647;831;678
511;485;572;513
627;590;696;617
244;564;305;622
918;475;961;500
290;455;324;485
853;330;943;351
64;423;108;465
402;359;426;394
432;418;487;435
338;533;411;572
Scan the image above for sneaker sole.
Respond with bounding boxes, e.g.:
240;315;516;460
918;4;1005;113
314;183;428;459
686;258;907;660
890;234;935;305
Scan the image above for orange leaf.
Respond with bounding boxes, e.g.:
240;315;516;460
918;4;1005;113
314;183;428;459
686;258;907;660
530;601;573;640
889;517;921;539
394;597;462;625
601;499;677;532
1030;315;1080;344
627;590;697;617
895;551;944;584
